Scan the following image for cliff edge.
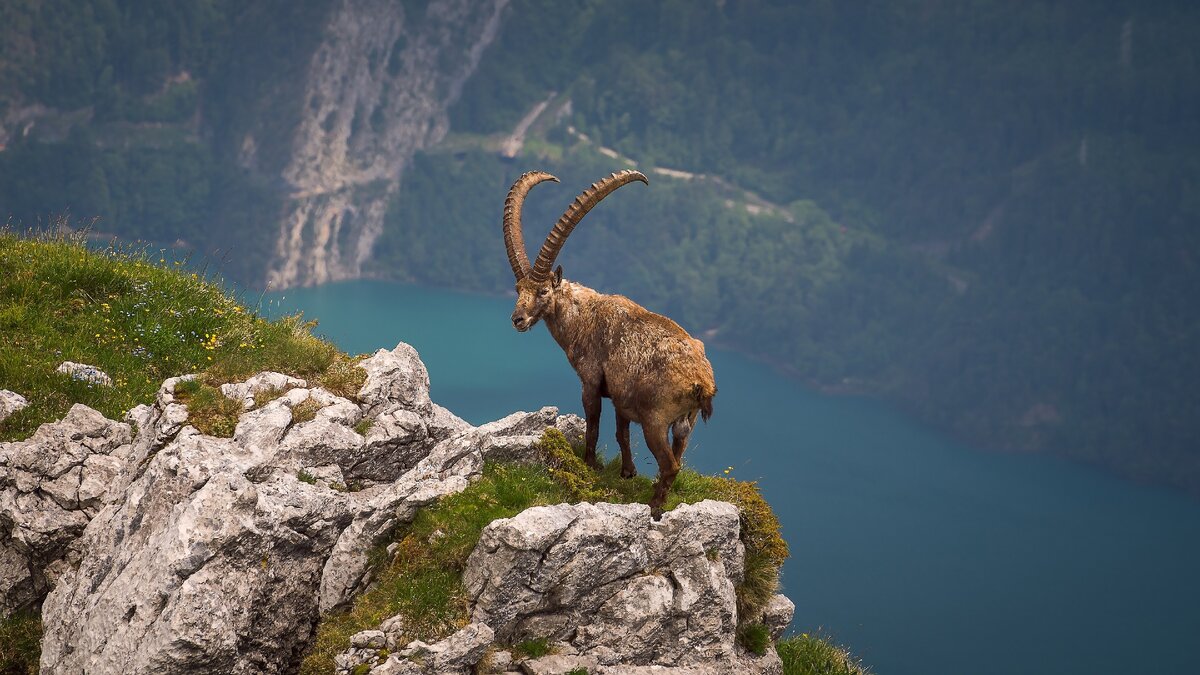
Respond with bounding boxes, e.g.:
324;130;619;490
2;343;792;674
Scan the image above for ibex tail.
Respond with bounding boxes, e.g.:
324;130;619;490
694;383;715;422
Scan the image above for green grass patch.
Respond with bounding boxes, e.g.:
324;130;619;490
291;398;322;426
297;470;318;485
511;637;553;660
315;356;368;400
173;379;241;437
353;418;373;436
253;386;289;408
777;632;870;675
0;227;351;441
737;622;771;655
0;610;40;674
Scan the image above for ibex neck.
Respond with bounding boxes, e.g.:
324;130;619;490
542;281;594;352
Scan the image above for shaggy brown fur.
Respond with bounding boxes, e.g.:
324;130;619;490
504;170;717;516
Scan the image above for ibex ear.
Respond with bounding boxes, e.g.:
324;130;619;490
553;265;563;287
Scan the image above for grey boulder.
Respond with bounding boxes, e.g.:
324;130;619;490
0;389;28;423
465;500;783;674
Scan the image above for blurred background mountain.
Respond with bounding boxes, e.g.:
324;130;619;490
2;0;1197;493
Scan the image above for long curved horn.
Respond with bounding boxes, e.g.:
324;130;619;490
530;169;648;282
503;171;559;280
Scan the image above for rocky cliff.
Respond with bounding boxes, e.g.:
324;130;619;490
265;0;508;288
0;343;793;674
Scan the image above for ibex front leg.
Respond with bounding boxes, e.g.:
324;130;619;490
582;386;603;470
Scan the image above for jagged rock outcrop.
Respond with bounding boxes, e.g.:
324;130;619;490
7;342;579;674
267;0;509;287
0;405;131;613
5;339;791;674
336;501;788;675
465;501;782;674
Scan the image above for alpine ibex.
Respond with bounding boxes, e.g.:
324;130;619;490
503;169;717;516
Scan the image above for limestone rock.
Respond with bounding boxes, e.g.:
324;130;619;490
343;623;494;675
521;655;600;675
359;343;433;417
0;404;130;613
358;405;430;480
465;500;772;673
762;593;796;640
423;622;494;672
486;650;514;673
220;371;307;409
379;612;407;649
428;403;471;440
553;414;586;447
55;361;112;386
0;389;28;423
9;341;779;675
352;629;387;649
36;346;562;673
39;429;357;674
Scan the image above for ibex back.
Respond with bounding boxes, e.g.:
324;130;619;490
503;170;716;517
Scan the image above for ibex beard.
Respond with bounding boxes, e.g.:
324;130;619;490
502;169;717;518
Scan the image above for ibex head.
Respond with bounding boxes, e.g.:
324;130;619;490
503;169;647;332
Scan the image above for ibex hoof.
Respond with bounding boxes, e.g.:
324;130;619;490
620;466;637;479
650;505;665;521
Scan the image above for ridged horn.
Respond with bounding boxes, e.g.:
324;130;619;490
503;171;559;280
530;169;648;282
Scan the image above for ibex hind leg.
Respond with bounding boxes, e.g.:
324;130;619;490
643;420;680;520
669;410;698;463
616;412;636;478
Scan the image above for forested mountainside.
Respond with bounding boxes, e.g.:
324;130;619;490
2;0;1198;492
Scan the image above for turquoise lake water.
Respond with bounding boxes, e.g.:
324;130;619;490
267;280;1200;675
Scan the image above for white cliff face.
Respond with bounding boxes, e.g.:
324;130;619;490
7;343;580;674
267;0;509;288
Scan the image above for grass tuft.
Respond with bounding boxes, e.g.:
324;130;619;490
253;386;288;408
737;622;771;655
174;380;241;437
297;470;318;485
777;632;870;675
511;637;553;660
316;355;367;400
291;398;322;426
0;610;40;674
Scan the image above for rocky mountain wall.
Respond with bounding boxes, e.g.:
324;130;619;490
0;342;794;674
